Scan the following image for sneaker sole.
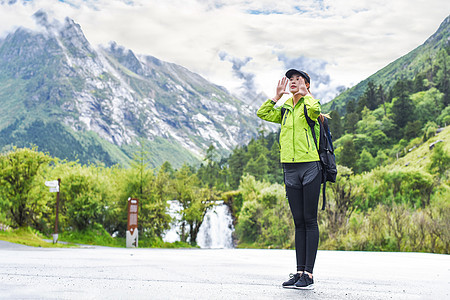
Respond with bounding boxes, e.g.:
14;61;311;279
294;284;314;290
282;285;297;289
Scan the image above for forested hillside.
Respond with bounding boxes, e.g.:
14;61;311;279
324;15;449;115
0;122;448;252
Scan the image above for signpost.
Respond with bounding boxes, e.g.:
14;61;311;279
126;198;139;248
45;179;61;244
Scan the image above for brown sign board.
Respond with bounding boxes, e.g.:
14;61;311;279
127;198;139;233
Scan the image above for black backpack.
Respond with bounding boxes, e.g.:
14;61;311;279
281;106;337;210
303;105;337;210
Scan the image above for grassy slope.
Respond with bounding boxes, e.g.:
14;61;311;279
0;227;76;248
0;226;195;248
391;125;449;172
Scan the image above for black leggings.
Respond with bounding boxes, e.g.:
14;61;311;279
283;162;322;273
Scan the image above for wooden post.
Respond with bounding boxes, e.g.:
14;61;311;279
53;178;61;244
126;198;139;248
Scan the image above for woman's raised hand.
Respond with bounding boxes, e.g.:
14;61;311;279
294;84;309;98
273;77;289;102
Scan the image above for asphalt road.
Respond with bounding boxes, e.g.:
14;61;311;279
0;240;448;299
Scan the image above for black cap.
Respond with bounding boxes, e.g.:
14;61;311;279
285;69;310;84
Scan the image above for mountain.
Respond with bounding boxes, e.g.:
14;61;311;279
0;11;262;168
324;15;450;115
233;89;270;109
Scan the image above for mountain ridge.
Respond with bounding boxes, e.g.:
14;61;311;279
324;15;450;115
0;11;263;167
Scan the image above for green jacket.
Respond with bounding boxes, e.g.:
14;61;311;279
257;95;321;163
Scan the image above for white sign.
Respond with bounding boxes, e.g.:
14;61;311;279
49;187;59;193
45;180;59;188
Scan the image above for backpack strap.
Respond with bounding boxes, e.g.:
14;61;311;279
320;116;334;153
281;107;286;119
304;105;318;150
321;181;326;211
304;105;326;211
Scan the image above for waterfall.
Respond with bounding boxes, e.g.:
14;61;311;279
197;201;234;248
163;200;183;244
163;200;234;248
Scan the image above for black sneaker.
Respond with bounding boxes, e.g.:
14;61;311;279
282;273;301;288
294;272;314;290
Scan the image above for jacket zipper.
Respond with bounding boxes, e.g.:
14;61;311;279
304;128;310;149
283;110;289;125
292;110;295;161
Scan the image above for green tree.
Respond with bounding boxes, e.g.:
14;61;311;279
247;139;267;158
94;165;127;236
337;138;358;171
435;48;449;107
147;166;172;237
343;112;359;134
184;187;218;245
346;99;356;114
328;110;343;139
228;147;246;189
412;73;426;92
404;120;423;140
359;81;378;111
173;164;215;245
124;149;170;239
391;90;415;135
356;108;382;136
428;142;450;179
235;199;263;243
325;166;358;235
437;106;450;127
0;147;51;227
357;149;375;173
235;175;289;246
422;122;438;141
159;161;175;179
375;150;389;166
376;84;388;116
62;169;102;231
370;130;389;150
205;144;219;163
243;154;269;182
197;145;225;189
390;78;412;101
380;115;397;139
266;141;283;184
411;88;444;125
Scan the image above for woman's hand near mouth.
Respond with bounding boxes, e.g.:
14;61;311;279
272;77;289;102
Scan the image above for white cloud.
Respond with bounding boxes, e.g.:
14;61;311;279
0;0;449;103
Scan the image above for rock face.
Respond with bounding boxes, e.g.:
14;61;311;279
0;11;264;167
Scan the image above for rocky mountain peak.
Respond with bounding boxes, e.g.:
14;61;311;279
424;15;450;47
32;10;94;58
107;42;144;76
32;9;51;28
0;12;263;167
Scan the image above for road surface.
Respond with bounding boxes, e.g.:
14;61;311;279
0;240;448;299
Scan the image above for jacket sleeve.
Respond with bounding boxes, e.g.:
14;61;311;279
303;95;321;121
256;99;282;124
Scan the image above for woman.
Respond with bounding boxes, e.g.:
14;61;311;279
256;69;321;290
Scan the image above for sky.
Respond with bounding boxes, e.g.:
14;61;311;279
0;0;449;103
